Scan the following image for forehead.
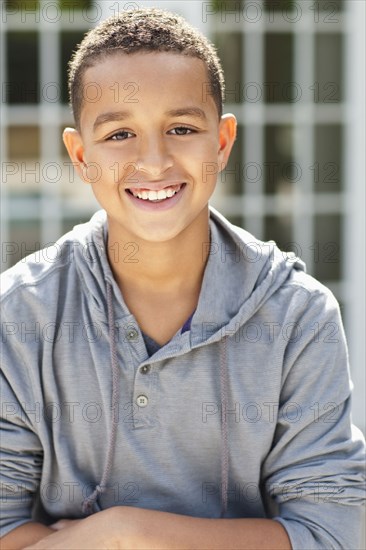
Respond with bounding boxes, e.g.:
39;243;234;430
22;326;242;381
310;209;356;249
80;51;216;127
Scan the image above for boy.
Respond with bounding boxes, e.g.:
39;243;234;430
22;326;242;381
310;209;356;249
1;8;365;550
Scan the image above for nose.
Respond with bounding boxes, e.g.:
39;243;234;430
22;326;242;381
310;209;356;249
136;134;174;178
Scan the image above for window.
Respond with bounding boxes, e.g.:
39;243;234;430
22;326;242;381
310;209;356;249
6;32;39;104
265;34;294;103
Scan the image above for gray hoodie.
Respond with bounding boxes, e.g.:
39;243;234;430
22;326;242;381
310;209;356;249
1;207;365;549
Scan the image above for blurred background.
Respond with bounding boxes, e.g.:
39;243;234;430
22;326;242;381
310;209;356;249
0;0;365;435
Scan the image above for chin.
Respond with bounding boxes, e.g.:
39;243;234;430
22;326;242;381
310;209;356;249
138;229;182;243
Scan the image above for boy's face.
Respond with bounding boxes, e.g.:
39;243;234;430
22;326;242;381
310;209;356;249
63;51;236;243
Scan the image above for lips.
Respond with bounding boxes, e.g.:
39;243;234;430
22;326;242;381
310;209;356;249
126;183;183;202
125;182;186;211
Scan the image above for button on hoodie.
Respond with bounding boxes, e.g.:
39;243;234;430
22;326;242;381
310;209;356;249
136;395;148;407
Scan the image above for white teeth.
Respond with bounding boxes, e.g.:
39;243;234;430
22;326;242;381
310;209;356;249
131;185;181;201
148;190;158;200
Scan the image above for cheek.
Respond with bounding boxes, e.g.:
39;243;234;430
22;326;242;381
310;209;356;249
92;154;138;187
191;144;221;184
93;143;149;184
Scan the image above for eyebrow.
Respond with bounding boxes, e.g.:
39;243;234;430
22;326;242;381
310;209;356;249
93;107;207;132
93;110;130;132
165;107;207;121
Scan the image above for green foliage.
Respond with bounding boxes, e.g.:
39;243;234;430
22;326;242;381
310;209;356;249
5;0;39;10
5;0;91;10
59;0;92;10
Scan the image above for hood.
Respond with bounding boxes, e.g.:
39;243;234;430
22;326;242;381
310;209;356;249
70;207;305;349
190;208;306;347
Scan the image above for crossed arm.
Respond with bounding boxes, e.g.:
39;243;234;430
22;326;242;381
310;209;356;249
1;507;291;550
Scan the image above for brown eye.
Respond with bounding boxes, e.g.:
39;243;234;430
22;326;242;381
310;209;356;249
170;127;193;136
109;131;133;140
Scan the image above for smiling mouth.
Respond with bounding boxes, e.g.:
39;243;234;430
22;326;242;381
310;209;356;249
127;183;184;202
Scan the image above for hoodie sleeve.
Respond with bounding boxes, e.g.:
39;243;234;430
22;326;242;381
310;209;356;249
262;283;366;550
0;319;43;537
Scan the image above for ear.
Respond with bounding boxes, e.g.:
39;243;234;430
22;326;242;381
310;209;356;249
217;114;237;171
62;128;90;183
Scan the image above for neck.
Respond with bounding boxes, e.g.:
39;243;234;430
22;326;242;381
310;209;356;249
106;209;211;296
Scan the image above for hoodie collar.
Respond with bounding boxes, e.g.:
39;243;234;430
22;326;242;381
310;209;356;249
71;208;305;347
190;208;305;347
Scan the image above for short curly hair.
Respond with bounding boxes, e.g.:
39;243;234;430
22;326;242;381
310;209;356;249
68;8;225;130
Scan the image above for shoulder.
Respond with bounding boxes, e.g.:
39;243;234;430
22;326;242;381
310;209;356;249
0;210;107;307
282;268;343;336
209;206;341;317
